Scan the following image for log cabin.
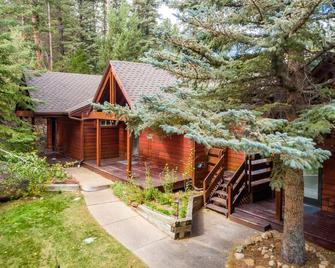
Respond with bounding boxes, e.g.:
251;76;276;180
19;60;335;250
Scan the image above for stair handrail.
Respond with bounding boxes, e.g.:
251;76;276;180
226;159;247;215
203;153;225;204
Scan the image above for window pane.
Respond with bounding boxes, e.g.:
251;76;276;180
303;169;319;200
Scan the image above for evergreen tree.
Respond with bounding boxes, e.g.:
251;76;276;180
98;1;142;69
0;31;35;152
99;1;335;264
132;0;160;50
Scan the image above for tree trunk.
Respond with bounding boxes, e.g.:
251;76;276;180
56;4;65;70
281;168;306;265
31;0;44;68
46;0;53;71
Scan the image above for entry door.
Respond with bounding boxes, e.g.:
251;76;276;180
51;118;57;151
303;169;322;206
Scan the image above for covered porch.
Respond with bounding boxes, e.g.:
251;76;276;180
230;198;335;251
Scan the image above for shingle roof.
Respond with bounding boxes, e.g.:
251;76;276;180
26;72;102;114
110;61;176;106
26;62;176;114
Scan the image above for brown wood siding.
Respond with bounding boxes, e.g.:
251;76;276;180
138;130;193;174
226;148;245;171
193;143;208;188
322;153;335;213
59;118;82;160
83;120;120;160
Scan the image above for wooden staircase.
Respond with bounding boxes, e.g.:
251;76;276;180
203;152;272;217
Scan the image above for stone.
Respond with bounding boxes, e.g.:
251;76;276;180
282;265;289;268
255;266;266;268
277;261;282;267
244;238;255;246
270;255;276;260
319;265;326;268
83;237;96;244
263;254;270;259
268;260;276;267
270;243;275;248
255;236;263;242
257;247;262;251
234;252;245;260
320;260;329;266
261;249;267;255
244;258;255;267
236;246;244;253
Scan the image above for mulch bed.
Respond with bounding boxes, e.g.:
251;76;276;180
227;231;335;268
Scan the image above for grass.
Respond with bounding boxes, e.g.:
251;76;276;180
0;192;146;268
112;181;194;218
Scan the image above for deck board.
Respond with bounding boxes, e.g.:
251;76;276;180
233;199;335;251
83;158;187;190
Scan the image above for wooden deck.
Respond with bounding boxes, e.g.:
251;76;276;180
230;199;335;251
83;158;187;190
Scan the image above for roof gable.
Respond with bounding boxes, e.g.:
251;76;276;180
108;61;176;107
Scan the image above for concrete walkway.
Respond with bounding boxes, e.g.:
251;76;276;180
69;167;257;268
67;167;112;191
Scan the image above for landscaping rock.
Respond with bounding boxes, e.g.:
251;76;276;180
235;246;244;253
255;266;266;268
319;265;327;268
277;261;282;267
244;258;255;267
261;249;267;255
234;252;245;260
244;238;254;246
268;260;275;267
83;237;96;244
263;254;270;259
320;260;329;266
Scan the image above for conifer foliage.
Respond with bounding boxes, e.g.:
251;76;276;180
99;1;335;264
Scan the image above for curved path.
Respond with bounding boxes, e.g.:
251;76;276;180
67;167;257;268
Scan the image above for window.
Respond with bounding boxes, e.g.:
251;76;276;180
303;169;321;206
100;120;118;127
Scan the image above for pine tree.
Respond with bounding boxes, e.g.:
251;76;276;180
99;1;335;264
98;1;142;69
132;0;160;50
0;31;35;152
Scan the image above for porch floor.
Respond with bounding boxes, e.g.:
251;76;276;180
231;199;335;251
83;158;187;190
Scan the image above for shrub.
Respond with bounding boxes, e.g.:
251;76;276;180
160;165;177;194
0;152;67;198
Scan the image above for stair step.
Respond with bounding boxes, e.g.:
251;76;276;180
211;197;227;207
206;203;228;215
229;211;271;231
214;190;227;197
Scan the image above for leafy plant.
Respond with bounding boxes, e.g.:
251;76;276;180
160;165;177;194
0;151;67;198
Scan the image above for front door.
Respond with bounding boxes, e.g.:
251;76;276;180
303;169;322;207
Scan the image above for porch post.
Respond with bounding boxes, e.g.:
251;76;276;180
126;129;132;177
96;119;101;166
47;118;52;150
275;189;283;221
80;120;84;160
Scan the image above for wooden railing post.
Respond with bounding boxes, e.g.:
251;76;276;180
227;184;232;216
275;189;283;221
96;119;101;166
126;129;132;178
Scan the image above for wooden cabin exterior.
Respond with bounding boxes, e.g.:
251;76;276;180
21;62;213;189
19;60;334;250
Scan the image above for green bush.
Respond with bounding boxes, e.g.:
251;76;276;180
161;165;177;194
0;152;67;198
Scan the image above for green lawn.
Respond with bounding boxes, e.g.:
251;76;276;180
0;192;146;268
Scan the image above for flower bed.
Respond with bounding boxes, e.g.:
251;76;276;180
227;230;335;268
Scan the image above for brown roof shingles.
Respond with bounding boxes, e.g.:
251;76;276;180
27;72;102;114
110;61;176;106
26;61;176;114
